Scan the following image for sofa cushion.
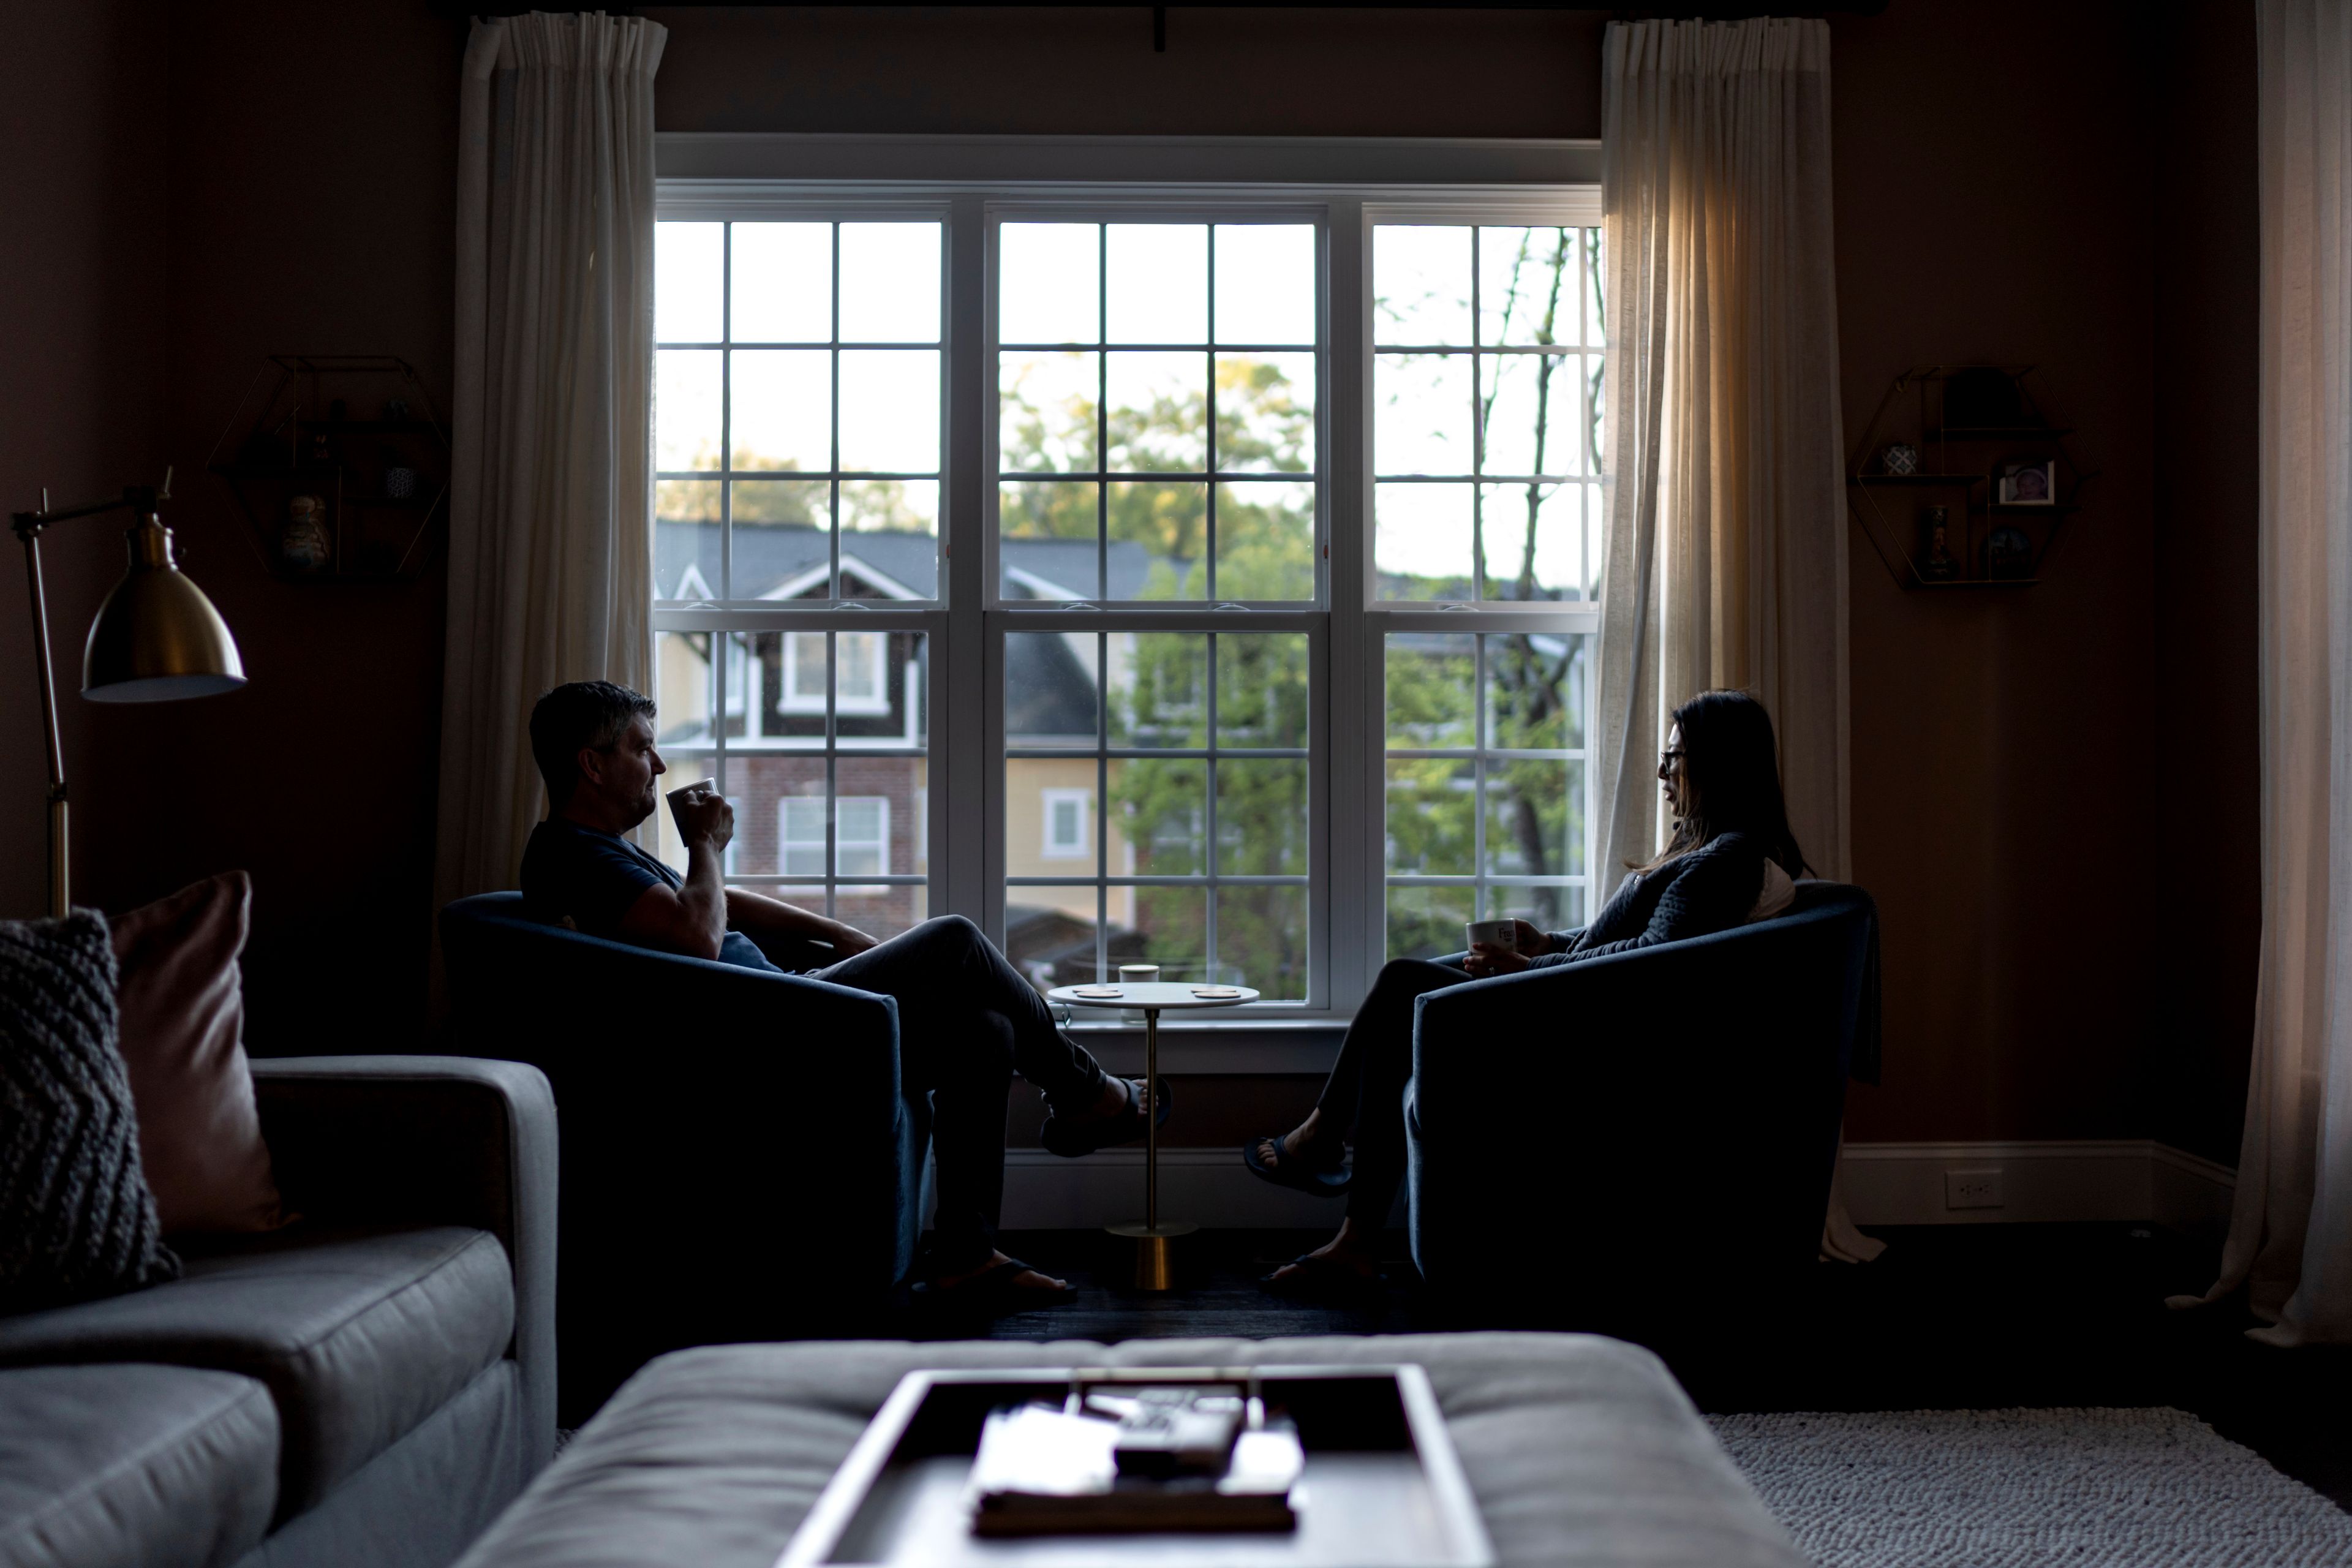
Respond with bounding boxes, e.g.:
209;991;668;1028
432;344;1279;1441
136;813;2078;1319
453;1333;1803;1568
0;1223;512;1518
0;1362;277;1568
110;871;288;1236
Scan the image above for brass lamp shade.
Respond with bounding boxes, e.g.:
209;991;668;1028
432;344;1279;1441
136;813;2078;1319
81;514;246;703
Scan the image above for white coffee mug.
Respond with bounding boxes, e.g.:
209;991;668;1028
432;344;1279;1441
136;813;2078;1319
1464;919;1517;952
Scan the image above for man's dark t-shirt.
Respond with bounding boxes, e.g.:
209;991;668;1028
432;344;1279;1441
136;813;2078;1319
518;818;779;973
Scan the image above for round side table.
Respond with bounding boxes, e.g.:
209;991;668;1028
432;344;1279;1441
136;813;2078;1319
1046;981;1258;1290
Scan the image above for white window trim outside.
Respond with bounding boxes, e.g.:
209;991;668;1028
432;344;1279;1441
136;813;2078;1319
782;793;892;886
1039;787;1092;860
780;629;891;716
656;138;1600;1047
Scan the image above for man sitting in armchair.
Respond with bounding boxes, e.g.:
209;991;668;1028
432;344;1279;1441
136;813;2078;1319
518;680;1159;1306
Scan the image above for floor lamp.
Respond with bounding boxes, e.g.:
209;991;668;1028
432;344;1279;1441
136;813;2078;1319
12;470;246;919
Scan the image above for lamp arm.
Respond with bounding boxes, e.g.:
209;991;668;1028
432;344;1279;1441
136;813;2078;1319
10;483;159;919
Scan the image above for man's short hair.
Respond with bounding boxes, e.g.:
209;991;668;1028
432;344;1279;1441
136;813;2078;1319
530;681;657;808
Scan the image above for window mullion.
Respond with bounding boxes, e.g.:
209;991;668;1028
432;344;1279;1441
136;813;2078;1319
1326;195;1371;1012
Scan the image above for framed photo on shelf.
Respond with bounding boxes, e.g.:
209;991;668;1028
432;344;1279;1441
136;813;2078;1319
1997;460;2056;505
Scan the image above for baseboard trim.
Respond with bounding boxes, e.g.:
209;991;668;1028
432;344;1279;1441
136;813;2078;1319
989;1140;2238;1236
1839;1139;2236;1237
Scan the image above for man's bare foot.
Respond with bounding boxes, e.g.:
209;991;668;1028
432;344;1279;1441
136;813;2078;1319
930;1250;1070;1295
1262;1216;1381;1287
1255;1107;1340;1172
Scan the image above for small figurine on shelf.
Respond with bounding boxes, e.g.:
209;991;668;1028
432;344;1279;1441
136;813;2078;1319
1920;505;1958;581
1881;442;1920;476
382;398;410;421
282;496;330;573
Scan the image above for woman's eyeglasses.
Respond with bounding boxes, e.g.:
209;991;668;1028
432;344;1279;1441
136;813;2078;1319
1657;747;1687;771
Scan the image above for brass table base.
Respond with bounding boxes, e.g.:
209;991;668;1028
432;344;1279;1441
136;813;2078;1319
1104;1221;1199;1291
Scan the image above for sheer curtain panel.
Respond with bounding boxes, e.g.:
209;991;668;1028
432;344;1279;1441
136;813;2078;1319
1594;17;1849;889
1596;18;1871;1262
2172;0;2352;1347
434;12;664;914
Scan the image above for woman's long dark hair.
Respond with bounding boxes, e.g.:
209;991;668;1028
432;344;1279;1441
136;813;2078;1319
1631;689;1809;878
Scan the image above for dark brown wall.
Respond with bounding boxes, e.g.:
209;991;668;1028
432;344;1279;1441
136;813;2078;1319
3;2;2260;1148
1831;2;2163;1142
0;0;170;919
645;4;1607;137
0;1;461;1054
2150;0;2261;1166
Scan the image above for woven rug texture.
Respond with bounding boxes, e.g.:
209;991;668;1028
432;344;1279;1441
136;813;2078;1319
1708;1406;2352;1568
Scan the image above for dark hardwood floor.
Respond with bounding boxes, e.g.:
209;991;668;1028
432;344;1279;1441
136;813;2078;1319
892;1223;2352;1513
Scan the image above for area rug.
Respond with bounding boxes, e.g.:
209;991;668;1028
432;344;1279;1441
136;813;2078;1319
1708;1407;2352;1567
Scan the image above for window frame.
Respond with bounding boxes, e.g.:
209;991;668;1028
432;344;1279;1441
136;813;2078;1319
655;174;1601;1030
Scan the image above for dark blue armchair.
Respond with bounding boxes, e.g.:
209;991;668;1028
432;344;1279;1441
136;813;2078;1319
1405;881;1879;1330
439;894;925;1424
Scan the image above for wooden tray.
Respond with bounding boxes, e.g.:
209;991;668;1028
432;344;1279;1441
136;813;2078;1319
774;1365;1495;1568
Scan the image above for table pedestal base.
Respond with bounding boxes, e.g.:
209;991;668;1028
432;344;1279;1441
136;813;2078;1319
1104;1221;1198;1291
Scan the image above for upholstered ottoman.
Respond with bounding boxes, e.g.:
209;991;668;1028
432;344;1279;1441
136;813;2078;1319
453;1334;1800;1568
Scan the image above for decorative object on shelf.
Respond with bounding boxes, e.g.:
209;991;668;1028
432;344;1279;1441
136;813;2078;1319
1845;364;2092;591
1986;526;2032;579
381;448;418;500
281;496;330;572
1997;460;2056;505
10;469;247;916
1920;506;1958;581
206;355;449;583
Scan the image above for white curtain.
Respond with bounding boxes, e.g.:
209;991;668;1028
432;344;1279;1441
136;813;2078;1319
2170;0;2352;1347
1597;18;1873;1262
1595;17;1849;888
434;12;664;912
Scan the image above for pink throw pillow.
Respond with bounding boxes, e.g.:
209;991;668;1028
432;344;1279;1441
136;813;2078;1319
110;872;289;1235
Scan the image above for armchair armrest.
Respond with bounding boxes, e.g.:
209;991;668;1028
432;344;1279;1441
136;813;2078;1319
251;1055;557;1474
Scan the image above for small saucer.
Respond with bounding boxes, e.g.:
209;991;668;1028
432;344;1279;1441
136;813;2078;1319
1071;985;1123;998
1191;986;1245;998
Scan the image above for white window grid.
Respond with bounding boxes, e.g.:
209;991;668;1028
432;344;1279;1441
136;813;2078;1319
1382;630;1590;940
654;185;1600;1016
1371;224;1605;604
781;630;889;715
654;217;949;608
1004;627;1316;995
989;216;1324;611
783;793;891;885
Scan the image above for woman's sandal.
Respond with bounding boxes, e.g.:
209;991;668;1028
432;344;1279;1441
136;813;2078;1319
1256;1253;1384;1301
1242;1134;1351;1196
1039;1076;1171;1158
913;1257;1077;1312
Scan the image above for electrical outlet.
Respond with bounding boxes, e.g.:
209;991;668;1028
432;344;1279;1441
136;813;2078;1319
1945;1168;2005;1210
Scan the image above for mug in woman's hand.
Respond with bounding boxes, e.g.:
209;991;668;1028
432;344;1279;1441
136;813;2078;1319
1464;919;1517;952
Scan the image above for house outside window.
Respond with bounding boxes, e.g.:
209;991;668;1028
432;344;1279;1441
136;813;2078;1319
653;170;1597;1019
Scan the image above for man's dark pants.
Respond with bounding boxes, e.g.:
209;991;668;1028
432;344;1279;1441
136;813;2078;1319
810;915;1111;1275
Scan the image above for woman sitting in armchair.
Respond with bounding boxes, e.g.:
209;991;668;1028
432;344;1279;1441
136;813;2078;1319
1243;687;1809;1294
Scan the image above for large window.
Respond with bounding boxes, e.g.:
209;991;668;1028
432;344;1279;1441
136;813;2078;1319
652;217;943;940
1371;223;1600;955
654;189;1597;1017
